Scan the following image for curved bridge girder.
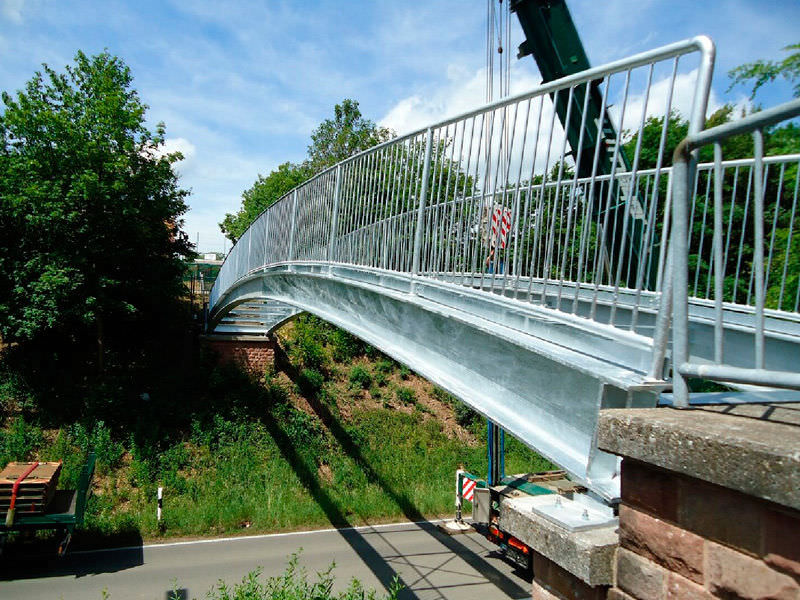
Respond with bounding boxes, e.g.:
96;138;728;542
210;263;664;501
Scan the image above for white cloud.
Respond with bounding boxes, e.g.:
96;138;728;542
380;62;541;136
612;68;723;134
1;0;24;23
154;137;196;169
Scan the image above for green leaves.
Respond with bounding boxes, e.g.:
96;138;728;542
0;50;192;347
221;99;395;243
221;162;311;243
728;42;800;100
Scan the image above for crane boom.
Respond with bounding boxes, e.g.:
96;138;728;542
510;0;648;288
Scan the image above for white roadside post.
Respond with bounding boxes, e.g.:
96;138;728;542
157;487;163;522
438;468;471;535
455;468;464;523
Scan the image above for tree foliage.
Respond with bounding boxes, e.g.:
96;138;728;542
221;99;394;243
728;42;800;100
307;99;392;171
0;51;192;349
220;161;310;243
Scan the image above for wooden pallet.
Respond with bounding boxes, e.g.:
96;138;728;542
0;462;62;516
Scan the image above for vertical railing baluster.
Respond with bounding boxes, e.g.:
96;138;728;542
671;150;691;408
713;143;724;364
411;127;434;294
287;189;298;267
327;165;342;273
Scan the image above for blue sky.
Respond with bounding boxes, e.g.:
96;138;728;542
1;0;798;253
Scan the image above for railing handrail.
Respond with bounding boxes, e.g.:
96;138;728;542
210;36;721;367
670;97;800;406
215;150;800;304
213;36;715;286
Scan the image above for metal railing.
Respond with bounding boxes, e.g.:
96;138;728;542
211;37;715;333
671;98;800;406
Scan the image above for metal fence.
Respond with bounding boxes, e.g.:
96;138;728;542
210;37;715;330
671;98;800;406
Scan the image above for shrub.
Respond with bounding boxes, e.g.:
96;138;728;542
70;421;125;473
454;402;480;428
373;372;387;388
348;366;371;390
298;368;325;397
159;442;190;493
128;441;156;489
204;553;401;600
430;386;480;427
0;416;43;465
330;329;364;363
294;336;326;371
0;367;35;416
374;360;395;375
364;345;383;360
431;386;457;406
395;386;416;406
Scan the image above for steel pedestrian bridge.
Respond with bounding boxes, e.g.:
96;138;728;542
207;37;800;501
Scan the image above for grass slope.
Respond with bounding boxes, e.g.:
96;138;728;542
1;315;551;550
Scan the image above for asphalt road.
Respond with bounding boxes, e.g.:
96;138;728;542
0;521;532;600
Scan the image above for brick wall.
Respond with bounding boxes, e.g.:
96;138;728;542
608;459;800;600
203;336;275;375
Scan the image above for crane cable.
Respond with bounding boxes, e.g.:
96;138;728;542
486;0;513;193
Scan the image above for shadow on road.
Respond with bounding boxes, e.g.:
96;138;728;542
273;345;530;600
0;539;144;581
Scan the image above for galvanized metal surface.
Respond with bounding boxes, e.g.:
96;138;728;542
671;98;800;406
206;39;800;499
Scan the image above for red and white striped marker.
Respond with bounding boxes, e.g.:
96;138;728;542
462;476;477;502
490;204;513;249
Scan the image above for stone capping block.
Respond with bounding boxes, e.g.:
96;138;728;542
597;406;800;511
497;496;618;586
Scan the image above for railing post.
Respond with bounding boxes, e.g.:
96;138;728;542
262;210;271;269
671;147;691;408
752;129;765;370
287;190;299;268
327;166;342;273
411;127;434;294
247;224;252;273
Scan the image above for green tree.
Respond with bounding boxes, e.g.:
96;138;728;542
220;161;310;243
0;51;191;366
221;99;394;243
307;99;393;171
728;42;800;100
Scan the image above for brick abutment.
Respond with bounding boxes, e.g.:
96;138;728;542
598;405;800;600
201;335;276;375
518;405;800;599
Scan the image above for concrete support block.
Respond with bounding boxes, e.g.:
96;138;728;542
598;406;800;511
531;552;608;600
498;496;617;586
